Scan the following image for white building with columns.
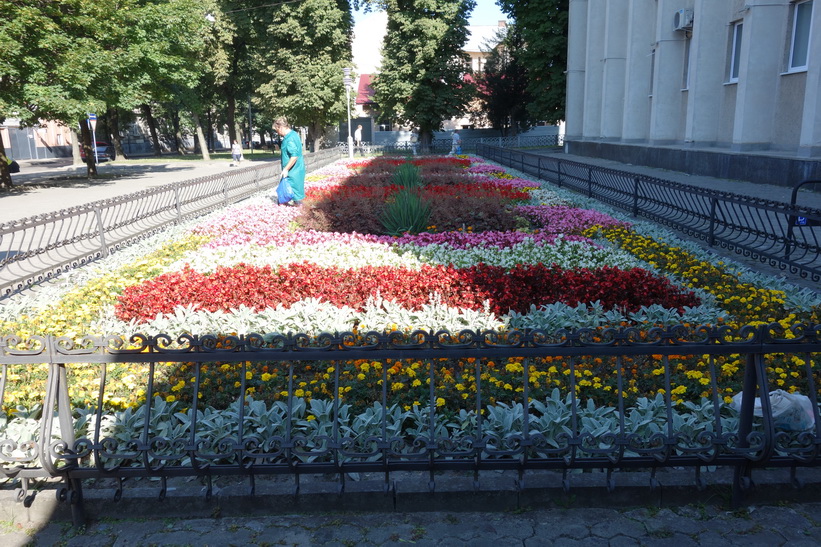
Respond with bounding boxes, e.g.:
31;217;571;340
565;0;820;186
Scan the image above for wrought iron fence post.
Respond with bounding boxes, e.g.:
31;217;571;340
708;197;717;247
223;176;229;207
174;185;182;224
732;353;758;507
93;207;109;257
38;337;86;525
587;167;593;198
633;178;640;217
557;161;563;187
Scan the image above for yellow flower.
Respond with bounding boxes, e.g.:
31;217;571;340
436;397;446;407
165;395;176;403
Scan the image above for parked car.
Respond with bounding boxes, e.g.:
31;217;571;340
80;141;116;162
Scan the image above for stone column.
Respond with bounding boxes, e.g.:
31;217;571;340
799;0;821;157
683;0;728;146
600;1;628;140
648;0;689;145
565;0;589;141
621;0;657;142
731;0;789;151
582;0;606;138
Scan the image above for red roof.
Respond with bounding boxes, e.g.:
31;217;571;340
356;74;376;105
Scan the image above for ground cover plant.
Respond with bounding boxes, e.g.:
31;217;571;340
1;155;819;461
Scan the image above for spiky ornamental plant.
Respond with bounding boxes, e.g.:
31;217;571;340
380;188;432;236
391;162;424;189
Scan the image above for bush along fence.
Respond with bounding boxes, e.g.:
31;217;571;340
1;324;820;524
0;148;341;300
477;144;821;284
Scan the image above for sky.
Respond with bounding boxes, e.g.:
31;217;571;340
352;0;508;74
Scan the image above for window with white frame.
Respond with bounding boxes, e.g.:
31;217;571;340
789;0;813;71
729;21;743;82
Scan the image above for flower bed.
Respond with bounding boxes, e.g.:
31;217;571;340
1;155;819;416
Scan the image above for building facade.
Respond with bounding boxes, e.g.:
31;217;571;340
565;0;820;186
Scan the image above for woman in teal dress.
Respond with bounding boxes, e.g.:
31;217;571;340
274;117;305;206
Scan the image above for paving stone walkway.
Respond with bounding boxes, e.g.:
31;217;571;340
4;502;821;546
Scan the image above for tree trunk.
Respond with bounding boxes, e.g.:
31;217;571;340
141;104;162;156
79;117;98;177
192;112;210;161
108;107;125;160
226;95;237;145
0;130;12;190
419;129;433;154
70;128;82;165
171;109;186;155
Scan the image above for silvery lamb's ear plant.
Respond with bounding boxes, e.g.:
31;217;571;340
528;389;577;450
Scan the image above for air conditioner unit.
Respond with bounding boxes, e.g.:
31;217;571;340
674;9;694;31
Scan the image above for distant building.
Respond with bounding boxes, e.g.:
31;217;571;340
565;0;821;185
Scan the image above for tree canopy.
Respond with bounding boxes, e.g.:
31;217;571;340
497;0;568;124
254;0;354;151
475;24;534;135
372;0;476;147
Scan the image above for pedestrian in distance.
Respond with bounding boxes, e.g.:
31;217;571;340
450;129;462;156
354;124;363;155
274;117;305;207
231;140;242;165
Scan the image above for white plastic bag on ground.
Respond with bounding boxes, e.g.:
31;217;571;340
731;389;816;431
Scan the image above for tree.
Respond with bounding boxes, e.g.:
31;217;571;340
497;0;568;124
254;0;354;152
0;0;212;188
475;25;534;136
372;0;476;151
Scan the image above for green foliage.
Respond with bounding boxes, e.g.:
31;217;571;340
254;0;354;148
391;162;424;189
380;188;432;236
475;24;535;135
374;0;476;138
497;0;568;124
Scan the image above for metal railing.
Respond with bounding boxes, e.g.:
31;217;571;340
0;148;341;299
340;134;562;157
1;325;820;523
477;145;821;283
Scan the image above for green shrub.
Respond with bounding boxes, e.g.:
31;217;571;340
380;188;432;236
392;162;424;189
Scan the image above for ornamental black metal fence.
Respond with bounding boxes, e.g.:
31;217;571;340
339;134;562;156
0;148;341;300
1;325;820;524
477;145;821;284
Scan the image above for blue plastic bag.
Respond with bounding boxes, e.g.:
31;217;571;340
276;176;294;204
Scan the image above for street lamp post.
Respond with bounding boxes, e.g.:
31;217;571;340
343;67;354;160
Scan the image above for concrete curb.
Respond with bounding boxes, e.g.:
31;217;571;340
4;467;821;526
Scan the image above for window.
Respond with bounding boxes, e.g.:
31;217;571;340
729;21;743;82
789;0;813;71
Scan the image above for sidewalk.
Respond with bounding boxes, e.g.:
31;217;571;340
2;155;276;222
532;149;821;210
5;502;821;546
